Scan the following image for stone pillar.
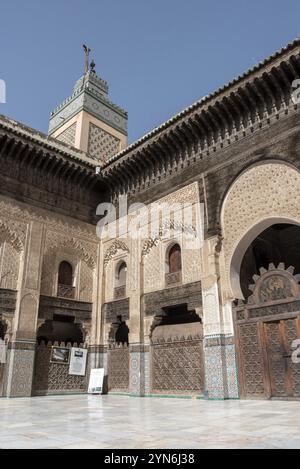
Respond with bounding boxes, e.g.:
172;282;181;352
88;242;108;389
129;239;147;396
201;236;239;399
129;344;149;396
6;221;44;397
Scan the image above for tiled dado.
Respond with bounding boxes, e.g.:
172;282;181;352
6;340;36;397
129;344;150;396
204;335;239;400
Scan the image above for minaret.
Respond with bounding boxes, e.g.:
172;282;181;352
48;46;127;164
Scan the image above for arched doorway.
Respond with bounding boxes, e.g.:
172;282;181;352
234;223;300;399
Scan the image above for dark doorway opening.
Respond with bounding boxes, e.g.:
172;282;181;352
240;224;300;300
0;321;6;340
157;304;201;328
114;315;129;345
37;317;83;345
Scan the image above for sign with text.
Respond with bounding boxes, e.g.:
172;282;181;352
88;368;105;394
69;347;88;376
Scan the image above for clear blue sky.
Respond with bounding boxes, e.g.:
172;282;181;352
1;0;300;143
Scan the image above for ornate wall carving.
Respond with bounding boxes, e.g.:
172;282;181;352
0;220;25;252
44;231;97;269
103;240;130;302
156;181;200;206
202;283;221;336
88;123;120;162
143;243;161;293
151;338;204;394
56;122;77;147
0;197;95;240
144;281;202;317
79;260;94;303
107;345;129;392
102;298;129;324
32;342;88;395
221;162;300;296
0;242;20;291
104;239;129;266
41;230;97;302
0;196;98;303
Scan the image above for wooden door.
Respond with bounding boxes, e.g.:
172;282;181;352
264;318;300;398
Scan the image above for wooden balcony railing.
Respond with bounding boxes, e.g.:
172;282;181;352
114;285;126;300
165;271;182;286
57;284;75;299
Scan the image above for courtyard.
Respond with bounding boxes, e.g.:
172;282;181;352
0;394;299;449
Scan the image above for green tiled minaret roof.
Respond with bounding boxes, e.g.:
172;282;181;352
49;68;128;136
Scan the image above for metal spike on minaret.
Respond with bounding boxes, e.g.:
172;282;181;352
82;44;91;75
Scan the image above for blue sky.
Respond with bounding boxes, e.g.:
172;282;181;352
0;0;300;143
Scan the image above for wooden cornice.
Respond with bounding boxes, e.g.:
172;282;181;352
101;39;300;197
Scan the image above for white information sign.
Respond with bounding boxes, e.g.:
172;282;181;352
88;368;105;394
68;347;87;376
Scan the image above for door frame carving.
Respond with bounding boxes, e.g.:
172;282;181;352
234;264;300;399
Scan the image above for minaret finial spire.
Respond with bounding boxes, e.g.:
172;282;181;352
82;44;91;75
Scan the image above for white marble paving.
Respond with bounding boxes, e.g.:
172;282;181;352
0;394;299;448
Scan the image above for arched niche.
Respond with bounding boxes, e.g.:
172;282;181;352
221;161;300;299
231;218;300;299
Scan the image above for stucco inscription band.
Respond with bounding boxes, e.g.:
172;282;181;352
1;37;300;403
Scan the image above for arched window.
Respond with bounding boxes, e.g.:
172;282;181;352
114;261;127;299
58;261;73;285
166;244;182;285
116;261;127;286
57;261;74;299
168;244;182;273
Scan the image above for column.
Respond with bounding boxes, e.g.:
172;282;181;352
6;221;44;397
201;236;239;399
129;240;146;396
88;240;110;391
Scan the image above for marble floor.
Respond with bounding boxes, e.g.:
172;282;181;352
0;394;299;448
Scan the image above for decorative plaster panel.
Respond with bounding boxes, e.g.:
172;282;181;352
221;162;300;296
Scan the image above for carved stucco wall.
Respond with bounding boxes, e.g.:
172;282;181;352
101;182;203;347
221;161;300;298
142;181;203;294
55;122;77;147
0;241;21;290
103;239;130;303
102;183;203;305
88;123;121;162
0;210;25;294
0;195;98;304
143;244;161;293
40;232;97;303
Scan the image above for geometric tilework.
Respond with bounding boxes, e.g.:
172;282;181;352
204;337;239;399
